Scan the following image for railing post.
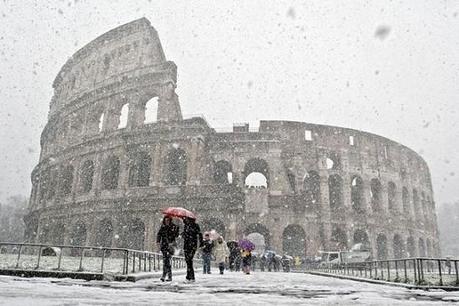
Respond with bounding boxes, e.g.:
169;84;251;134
100;249;106;273
369;262;372;278
57;247;63;270
403;260;408;283
132;251;136;273
419;259;424;283
455;260;459;285
438;259;443;286
78;248;85;272
15;245;23;269
413;259;417;284
36;246;42;269
395;260;399;280
148;254;152;272
387;261;390;281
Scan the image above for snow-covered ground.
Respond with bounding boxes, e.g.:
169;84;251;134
0;272;458;305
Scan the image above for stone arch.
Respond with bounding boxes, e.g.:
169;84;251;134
144;97;158;124
51;222;65;245
214;160;233;185
123;218;145;250
353;229;370;250
164;148;187;186
128;152;151;187
330;226;347;250
303;170;320;206
59;164;74;197
201;218;226;237
243;158;269;188
376;234;387;260
101;155;120;190
328;174;343;209
388;181;397;213
351;175;364;212
245;223;270;248
95;218;113;248
402;187;410;214
407;236;416;257
80;160;94;193
326;152;341;170
418;238;426;257
282;224;306;256
393;234;405;258
118;103;129;129
370;178;382;211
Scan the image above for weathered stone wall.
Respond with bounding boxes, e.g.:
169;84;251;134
25;18;440;259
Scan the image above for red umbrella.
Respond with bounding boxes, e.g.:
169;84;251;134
162;207;196;219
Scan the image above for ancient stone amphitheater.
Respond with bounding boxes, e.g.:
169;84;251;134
24;18;440;259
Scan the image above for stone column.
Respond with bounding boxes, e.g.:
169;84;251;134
127;94;145;129
151;143;162;186
187;137;203;185
157;83;182;122
318;172;331;250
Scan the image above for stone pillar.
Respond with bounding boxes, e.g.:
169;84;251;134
151;144;162;186
187;137;203;185
157;83;182;122
318;172;331;250
119;153;129;191
144;214;155;252
127;95;146;129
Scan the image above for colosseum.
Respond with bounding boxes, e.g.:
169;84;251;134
24;18;440;259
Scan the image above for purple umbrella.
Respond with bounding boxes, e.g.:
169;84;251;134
238;239;255;251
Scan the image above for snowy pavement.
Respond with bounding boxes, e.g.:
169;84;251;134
0;272;458;305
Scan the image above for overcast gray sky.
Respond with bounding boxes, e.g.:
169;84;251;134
0;0;458;206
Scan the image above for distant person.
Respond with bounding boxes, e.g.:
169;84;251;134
241;247;252;274
213;236;229;274
182;217;203;282
156;216;179;282
201;233;214;274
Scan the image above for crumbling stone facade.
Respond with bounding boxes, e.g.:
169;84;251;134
24;18;440;259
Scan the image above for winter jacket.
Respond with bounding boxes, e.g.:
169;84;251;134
182;221;203;251
213;240;229;263
201;239;214;254
156;223;179;252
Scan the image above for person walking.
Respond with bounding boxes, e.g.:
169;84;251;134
182;217;203;282
201;233;214;274
156;216;179;282
241;247;252;274
213;236;229;274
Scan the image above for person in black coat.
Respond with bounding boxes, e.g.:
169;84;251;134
156;216;179;281
182;217;203;282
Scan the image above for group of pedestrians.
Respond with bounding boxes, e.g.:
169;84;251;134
156;216;256;282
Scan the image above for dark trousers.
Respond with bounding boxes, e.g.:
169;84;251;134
218;262;225;274
202;253;212;274
161;250;172;279
185;248;196;280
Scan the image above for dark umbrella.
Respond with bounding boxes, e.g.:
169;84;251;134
238;239;255;251
162;207;197;219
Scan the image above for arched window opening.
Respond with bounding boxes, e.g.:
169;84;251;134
245;172;267;188
418;238;426;257
303;171;320;206
60;165;74;197
245;223;270;251
244;158;269;188
80;160;94;193
353;229;370;250
122;219;145;250
351;176;364;212
388;182;397;212
144;97;158;124
128;152;151;187
402;187;410;214
70;221;87;256
214;160;233;185
51;222;65;245
95;219;113;250
393;234;405;259
376;234;387;260
98;113;104;132
326;152;341;170
370;178;382;211
331;226;347;250
164;148;187;186
407;236;416;258
101;156;120;190
328;175;343;209
282;224;306;257
118;104;129;129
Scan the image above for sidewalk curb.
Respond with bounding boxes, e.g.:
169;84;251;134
115;269;187;282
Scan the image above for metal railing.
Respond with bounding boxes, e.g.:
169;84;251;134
0;242;193;275
306;257;459;287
